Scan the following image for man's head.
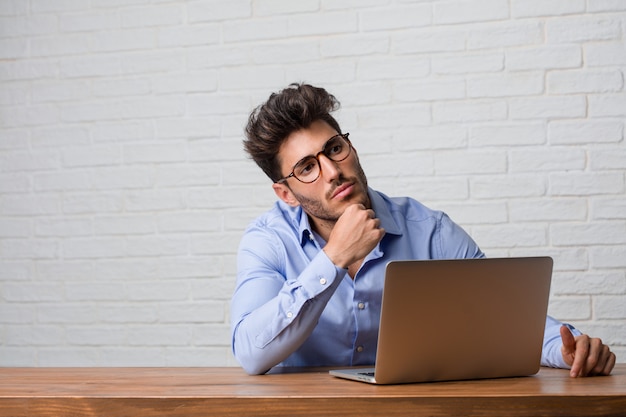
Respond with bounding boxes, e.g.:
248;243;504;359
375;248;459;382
244;83;343;183
244;83;370;234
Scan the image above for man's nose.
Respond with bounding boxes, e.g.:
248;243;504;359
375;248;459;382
317;154;341;181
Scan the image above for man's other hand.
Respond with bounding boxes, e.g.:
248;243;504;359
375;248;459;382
560;325;616;377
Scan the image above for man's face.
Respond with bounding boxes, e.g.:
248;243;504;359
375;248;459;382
272;120;370;228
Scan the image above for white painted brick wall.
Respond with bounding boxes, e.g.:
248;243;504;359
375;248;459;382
0;0;624;366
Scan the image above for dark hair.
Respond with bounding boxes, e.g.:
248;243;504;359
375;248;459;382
244;83;342;182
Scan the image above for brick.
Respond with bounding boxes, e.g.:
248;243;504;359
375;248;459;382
0;105;60;128
552;271;626;295
127;325;191;346
470;175;546;199
66;325;128;345
34;171;91;192
0;173;31;193
5;325;64;346
124;190;185;212
551;221;626;246
509;96;586;120
591;246;626;268
587;0;626;12
395;126;467;150
154;165;220;187
187;0;251;23
31;0;83;13
434;100;507;123
187;93;250;116
92;29;155;53
38;348;100;366
589;94;626;117
435;150;507;175
0;38;28;60
158;212;221;233
470;224;548;248
0;149;60;172
468;72;544;98
595;295;626;319
2;282;64;302
0;59;59;81
358;104;431;128
63;192;124;214
467;21;543;50
509;147;586;172
589;149;626;170
548;297;591;321
0;194;61;216
62;145;122;167
394;27;466;54
36;218;92;237
158;24;220;48
255;0;318;16
93;215;155;235
285;60;357;85
31;126;91;148
432;52;504;75
321;33;389;57
65;282;127;302
59;55;122;78
592;197;626;220
361;4;432;31
548;69;623;94
251;41;320;65
37;304;97;324
510;199;587;222
549;120;623;145
59;10;119;32
395;78;466;101
506;45;582;71
470;123;546;147
30;34;91;58
153;72;218;94
511;0;585;17
549;172;624;196
158;301;224;323
222;17;288;42
62;237;129;259
288;11;357;37
434;0;508;24
585;42;626;66
0;261;32;281
547;16;622;43
438;202;508;225
125;235;189;257
124;142;187;164
121;5;183;28
93;77;151;97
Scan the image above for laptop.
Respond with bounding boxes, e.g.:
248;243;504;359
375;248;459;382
329;257;553;384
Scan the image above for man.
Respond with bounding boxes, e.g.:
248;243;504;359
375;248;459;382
230;83;616;377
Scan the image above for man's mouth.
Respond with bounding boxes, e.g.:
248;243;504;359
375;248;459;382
330;182;354;200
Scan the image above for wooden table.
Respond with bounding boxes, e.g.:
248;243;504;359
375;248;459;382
1;365;625;416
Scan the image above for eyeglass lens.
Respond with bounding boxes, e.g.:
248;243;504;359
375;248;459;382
292;135;350;182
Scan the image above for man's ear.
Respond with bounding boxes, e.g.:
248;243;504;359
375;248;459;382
272;182;300;207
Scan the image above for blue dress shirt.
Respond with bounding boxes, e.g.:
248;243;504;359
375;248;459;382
231;188;576;375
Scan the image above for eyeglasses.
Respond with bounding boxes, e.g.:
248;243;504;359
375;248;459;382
276;133;352;184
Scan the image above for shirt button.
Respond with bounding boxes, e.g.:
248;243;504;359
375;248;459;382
286;312;293;318
357;302;365;310
356;346;364;353
319;277;327;285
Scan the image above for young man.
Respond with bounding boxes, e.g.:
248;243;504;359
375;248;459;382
230;83;616;376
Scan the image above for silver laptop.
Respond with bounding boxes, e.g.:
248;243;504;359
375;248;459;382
330;257;553;384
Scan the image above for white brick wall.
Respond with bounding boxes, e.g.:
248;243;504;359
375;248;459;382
0;0;625;366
